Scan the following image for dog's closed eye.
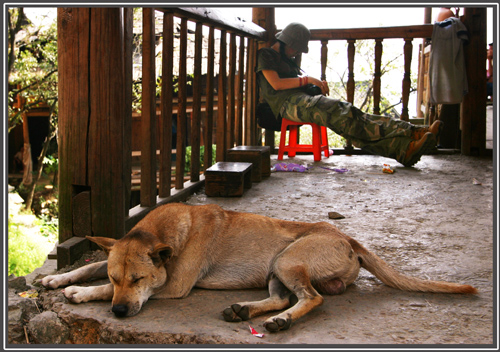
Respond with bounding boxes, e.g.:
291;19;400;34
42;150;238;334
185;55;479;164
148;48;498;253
133;277;144;284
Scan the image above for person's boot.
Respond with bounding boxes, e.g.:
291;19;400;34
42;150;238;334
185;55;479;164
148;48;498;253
402;132;436;167
411;120;444;140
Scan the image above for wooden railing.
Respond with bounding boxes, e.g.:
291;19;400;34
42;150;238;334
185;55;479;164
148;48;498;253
308;24;434;121
127;8;265;228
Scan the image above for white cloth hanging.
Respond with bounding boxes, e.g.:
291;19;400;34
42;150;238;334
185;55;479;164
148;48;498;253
429;17;469;104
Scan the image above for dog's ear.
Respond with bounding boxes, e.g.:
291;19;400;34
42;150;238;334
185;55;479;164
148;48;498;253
149;243;173;267
86;236;117;256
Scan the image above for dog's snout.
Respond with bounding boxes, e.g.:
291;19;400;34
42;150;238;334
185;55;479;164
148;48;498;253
112;304;129;317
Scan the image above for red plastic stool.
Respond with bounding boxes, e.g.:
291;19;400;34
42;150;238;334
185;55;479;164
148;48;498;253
277;118;330;162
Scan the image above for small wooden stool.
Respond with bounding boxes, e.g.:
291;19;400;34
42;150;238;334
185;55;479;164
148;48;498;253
278;118;330;162
226;146;271;182
205;162;253;197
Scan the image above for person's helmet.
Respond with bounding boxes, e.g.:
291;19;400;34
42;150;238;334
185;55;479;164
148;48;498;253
275;22;310;53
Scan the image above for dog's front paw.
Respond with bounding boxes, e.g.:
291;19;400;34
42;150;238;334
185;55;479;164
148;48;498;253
41;274;73;289
222;304;250;322
62;286;91;304
263;314;292;332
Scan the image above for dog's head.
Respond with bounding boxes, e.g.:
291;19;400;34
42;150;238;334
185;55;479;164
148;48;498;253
87;231;172;317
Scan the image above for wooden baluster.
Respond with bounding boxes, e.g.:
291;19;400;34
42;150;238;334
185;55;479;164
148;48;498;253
346;40;356;151
190;21;203;182
159;12;174;197
123;8;133;213
401;38;413;121
227;32;237;149
236;36;245;146
216;30;227;161
175;17;187;189
321;40;328;81
249;39;258;145
204;26;215;170
346;40;356;104
141;8;157;206
245;38;256;145
373;39;383;115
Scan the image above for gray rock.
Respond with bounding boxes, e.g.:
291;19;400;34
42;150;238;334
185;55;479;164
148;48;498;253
8;289;40;344
27;311;69;344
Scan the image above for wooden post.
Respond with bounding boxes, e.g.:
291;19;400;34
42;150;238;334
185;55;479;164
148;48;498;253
461;8;487;155
141;8;157;205
346;40;356;151
321;40;328;81
373;39;383;115
176;18;188;189
58;8;90;246
159;12;174;197
401;38;413;121
235;36;246;146
216;30;228;161
123;8;133;214
204;26;215;170
58;8;127;268
227;32;237;149
346;40;356;104
190;21;203;182
253;8;276;148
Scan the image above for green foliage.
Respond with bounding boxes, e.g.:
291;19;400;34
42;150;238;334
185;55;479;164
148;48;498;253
8;8;58;132
8;215;57;277
42;155;58;175
185;145;217;174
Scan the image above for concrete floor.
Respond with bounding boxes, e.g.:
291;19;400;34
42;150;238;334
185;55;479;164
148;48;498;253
27;150;495;347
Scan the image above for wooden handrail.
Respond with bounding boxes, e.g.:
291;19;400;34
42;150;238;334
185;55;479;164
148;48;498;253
309;24;433;40
157;7;266;39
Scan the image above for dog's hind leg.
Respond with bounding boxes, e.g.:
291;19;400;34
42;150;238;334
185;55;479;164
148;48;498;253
222;275;296;322
262;234;361;332
263;263;324;332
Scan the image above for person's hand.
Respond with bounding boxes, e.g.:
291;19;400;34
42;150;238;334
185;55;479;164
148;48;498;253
309;77;329;96
320;80;330;96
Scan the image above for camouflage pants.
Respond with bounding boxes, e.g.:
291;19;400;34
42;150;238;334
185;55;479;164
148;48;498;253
280;93;414;163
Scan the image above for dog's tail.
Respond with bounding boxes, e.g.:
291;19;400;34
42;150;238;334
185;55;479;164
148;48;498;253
350;238;478;294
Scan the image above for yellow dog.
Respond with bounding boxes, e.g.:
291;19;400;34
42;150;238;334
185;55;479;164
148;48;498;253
42;203;477;332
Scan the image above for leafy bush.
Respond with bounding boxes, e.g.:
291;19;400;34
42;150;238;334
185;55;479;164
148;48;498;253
185;145;217;174
8;217;57;277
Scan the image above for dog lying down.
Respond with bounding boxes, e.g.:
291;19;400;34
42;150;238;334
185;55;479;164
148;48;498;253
41;203;477;332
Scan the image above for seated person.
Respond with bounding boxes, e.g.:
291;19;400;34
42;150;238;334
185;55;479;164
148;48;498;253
257;22;443;167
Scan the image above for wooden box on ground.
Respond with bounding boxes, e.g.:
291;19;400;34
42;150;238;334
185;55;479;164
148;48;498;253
205;162;253;197
226;146;271;182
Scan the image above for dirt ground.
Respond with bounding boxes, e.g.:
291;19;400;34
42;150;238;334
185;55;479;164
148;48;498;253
21;151;495;347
